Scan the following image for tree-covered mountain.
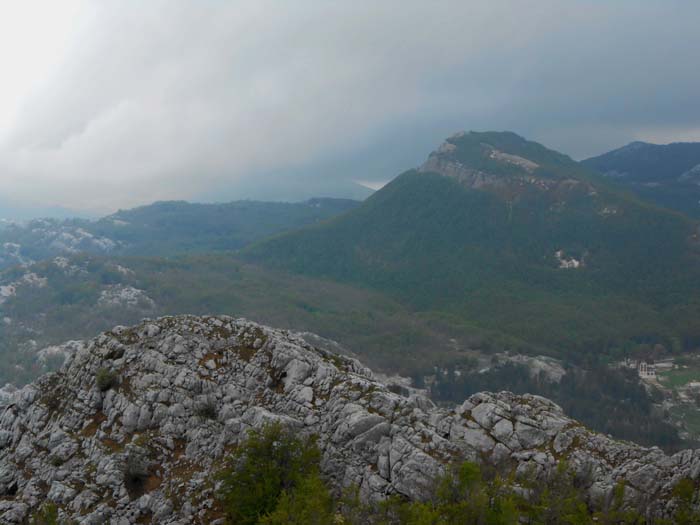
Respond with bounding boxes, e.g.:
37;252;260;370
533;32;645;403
0;197;360;269
245;131;700;360
583;140;700;218
91;197;360;256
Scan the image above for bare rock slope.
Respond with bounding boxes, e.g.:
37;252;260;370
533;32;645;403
0;315;698;523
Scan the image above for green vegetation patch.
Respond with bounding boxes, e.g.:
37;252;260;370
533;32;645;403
658;366;700;388
216;423;699;524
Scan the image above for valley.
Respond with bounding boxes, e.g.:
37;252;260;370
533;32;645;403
2;131;700;453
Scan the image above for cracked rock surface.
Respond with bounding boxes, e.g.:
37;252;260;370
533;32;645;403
0;315;697;523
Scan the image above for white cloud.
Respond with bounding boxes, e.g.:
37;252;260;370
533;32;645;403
0;0;87;141
0;1;698;213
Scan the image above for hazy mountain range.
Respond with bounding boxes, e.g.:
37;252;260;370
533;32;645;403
1;131;699;451
0;198;360;270
584;140;700;218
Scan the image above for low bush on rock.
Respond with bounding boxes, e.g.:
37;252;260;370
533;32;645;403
95;367;119;391
29;502;59;525
195;397;219;420
218;424;700;525
217;422;326;525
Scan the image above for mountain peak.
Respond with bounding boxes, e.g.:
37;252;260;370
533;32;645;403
625;140;653;148
608;140;655;156
418;130;582;194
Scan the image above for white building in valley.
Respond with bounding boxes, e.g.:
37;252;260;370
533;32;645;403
638;361;656;379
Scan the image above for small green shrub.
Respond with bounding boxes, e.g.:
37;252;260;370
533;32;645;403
195;398;218;420
95;367;118;392
30;502;58;525
217;422;321;525
258;471;334;525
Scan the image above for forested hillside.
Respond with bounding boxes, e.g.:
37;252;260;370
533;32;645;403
0;198;360;269
245;132;700;361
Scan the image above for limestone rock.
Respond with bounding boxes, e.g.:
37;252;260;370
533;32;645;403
0;315;697;523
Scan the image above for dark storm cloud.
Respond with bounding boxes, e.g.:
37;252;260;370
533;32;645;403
0;1;698;212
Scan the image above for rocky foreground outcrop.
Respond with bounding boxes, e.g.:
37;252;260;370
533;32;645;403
0;315;698;523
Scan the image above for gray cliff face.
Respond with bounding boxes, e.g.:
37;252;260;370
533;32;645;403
418;134;594;198
0;315;697;523
418;140;507;191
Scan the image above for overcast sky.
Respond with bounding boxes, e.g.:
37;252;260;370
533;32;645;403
0;0;699;215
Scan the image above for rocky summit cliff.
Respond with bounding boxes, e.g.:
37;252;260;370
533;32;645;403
418;130;596;200
1;316;699;523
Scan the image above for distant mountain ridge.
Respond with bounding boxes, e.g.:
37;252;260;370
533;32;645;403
0;197;360;270
583;140;700;217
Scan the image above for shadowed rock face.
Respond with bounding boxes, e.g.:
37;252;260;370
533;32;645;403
0;315;697;523
418;131;594;200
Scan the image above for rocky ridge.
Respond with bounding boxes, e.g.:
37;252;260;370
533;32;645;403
0;315;699;523
418;131;596;199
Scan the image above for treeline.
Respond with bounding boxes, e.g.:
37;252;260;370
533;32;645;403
431;363;685;451
213;423;698;525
